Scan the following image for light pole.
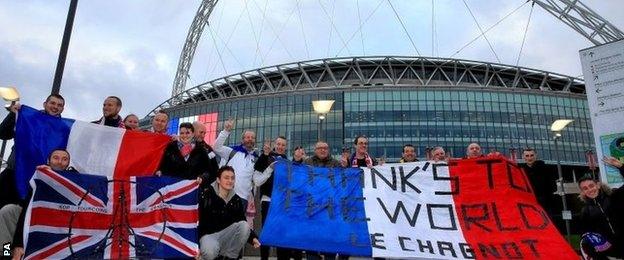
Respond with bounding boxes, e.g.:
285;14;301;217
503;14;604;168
551;119;573;242
312;100;334;141
509;147;517;162
51;0;79;95
0;87;20;167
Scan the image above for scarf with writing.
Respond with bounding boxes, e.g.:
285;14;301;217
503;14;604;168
350;152;373;168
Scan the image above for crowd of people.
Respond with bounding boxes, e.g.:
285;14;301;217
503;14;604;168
0;94;623;259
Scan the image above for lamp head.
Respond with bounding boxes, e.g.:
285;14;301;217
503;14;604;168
312;100;335;115
0;87;20;102
551;119;573;132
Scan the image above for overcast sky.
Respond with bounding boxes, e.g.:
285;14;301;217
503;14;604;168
1;0;623;122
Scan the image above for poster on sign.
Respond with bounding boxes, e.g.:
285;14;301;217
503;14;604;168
260;156;576;259
580;39;624;186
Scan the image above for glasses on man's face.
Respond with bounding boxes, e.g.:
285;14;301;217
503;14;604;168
316;146;329;150
524;154;535;157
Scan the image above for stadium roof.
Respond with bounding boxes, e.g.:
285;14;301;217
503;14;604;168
149;56;585;117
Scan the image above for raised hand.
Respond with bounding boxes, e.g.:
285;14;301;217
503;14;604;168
9;102;21;113
263;139;272;155
603;156;623;168
224;119;234;131
340;151;349;167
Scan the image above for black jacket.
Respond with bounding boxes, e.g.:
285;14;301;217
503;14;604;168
303;155;342;167
0;112;19;207
159;141;218;183
519;160;557;212
0;111;16;140
254;151;287;198
91;115;123;128
0;111;16;170
0;168;19;207
198;183;257;241
197;140;221;184
579;167;624;257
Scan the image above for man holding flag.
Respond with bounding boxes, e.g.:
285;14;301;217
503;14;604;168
0;94;65;207
9;104;198;259
0;94;66;247
8;149;77;259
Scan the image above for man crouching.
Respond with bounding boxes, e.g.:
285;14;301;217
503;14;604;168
199;166;260;260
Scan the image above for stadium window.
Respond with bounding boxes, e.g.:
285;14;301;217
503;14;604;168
475;93;483;102
390;91;399;100
433;91;443;100
424;91;433;100
451;92;460;102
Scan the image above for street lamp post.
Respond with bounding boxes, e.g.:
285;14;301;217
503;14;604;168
551;119;573;242
51;0;79;95
312;100;335;141
509;147;517;162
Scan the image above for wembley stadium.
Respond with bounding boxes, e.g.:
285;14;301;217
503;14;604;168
144;56;592;167
134;0;624;253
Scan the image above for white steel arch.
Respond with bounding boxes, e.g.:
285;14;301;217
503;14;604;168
169;0;622;100
531;0;624;45
171;0;218;101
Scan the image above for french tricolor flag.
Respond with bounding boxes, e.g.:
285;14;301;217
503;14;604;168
14;105;170;198
261;157;577;259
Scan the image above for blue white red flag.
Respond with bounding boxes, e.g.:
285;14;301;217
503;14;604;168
261;156;577;259
14;105;171;199
23;167;199;259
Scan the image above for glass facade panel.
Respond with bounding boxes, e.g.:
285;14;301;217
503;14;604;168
343;89;593;164
154;63;590;166
167;92;344;156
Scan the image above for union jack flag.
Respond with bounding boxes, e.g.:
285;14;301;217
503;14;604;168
23;167;199;259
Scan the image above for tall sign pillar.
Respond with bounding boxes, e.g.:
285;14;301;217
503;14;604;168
579;39;624;186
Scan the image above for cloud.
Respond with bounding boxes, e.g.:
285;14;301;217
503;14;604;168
0;1;193;120
1;0;623;124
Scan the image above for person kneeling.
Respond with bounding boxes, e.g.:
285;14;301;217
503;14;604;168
199;166;260;260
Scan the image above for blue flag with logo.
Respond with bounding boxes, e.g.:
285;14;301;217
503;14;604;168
259;160;371;256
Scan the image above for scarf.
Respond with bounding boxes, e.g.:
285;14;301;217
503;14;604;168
351;152;373;168
94;115;124;128
178;141;195;161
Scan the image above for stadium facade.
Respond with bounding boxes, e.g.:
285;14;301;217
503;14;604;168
145;56;592;167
